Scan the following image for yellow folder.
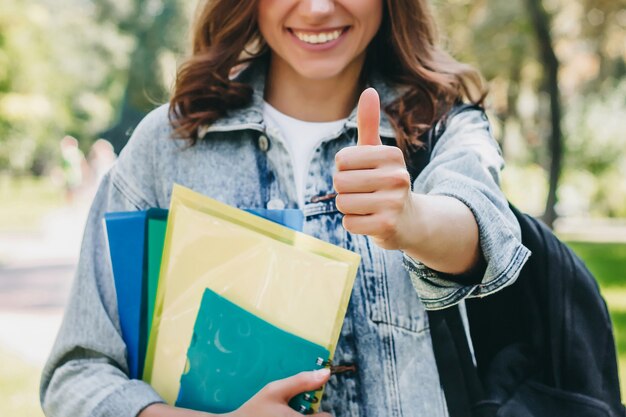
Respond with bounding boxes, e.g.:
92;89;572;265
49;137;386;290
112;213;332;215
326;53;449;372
144;184;360;405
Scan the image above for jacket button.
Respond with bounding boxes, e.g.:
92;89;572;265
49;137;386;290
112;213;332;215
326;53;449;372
266;198;285;210
258;134;270;152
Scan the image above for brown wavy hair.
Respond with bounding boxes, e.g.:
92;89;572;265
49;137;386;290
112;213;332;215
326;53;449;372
169;0;486;156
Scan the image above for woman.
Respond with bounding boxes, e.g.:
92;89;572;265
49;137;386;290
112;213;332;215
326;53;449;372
40;0;530;416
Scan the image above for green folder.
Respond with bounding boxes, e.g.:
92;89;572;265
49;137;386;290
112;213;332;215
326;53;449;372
176;288;329;414
146;211;167;341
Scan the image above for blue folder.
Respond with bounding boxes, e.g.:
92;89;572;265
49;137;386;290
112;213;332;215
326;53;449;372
244;208;304;232
104;211;148;379
104;208;168;379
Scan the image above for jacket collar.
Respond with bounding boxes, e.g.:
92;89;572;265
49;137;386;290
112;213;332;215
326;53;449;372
201;55;400;140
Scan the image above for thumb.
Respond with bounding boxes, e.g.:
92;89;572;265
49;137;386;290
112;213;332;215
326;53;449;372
267;368;331;402
357;87;382;146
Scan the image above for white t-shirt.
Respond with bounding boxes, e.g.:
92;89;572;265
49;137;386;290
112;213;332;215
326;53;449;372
263;101;347;208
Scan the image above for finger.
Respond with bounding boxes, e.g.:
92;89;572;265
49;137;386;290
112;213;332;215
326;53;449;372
334;168;411;194
334;170;381;193
357;88;382;146
335;145;404;171
336;192;396;215
286;406;333;417
265;369;330;402
342;213;397;237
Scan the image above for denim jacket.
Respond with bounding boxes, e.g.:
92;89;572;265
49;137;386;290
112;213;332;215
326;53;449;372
40;59;530;417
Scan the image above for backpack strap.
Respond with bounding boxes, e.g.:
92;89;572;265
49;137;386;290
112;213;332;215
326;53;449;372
429;307;485;417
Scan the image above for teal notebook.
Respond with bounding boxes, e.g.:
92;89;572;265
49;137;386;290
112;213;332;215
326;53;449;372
176;288;330;414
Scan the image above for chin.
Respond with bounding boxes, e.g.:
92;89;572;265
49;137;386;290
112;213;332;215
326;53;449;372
292;61;351;81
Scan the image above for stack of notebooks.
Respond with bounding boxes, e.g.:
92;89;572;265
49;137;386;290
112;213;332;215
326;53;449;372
104;184;361;414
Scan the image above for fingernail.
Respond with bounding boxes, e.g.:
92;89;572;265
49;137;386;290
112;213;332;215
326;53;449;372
313;368;331;381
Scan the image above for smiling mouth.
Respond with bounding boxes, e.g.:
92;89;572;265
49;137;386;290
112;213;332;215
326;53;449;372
288;27;349;45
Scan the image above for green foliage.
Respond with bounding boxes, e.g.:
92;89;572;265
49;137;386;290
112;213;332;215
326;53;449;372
561;80;626;216
435;0;534;80
435;0;626;218
0;0;191;172
0;0;133;173
565;81;626;175
0;0;624;216
85;0;193;152
502;163;549;216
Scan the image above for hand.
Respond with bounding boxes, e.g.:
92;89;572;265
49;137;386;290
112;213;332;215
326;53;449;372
334;88;417;250
139;369;332;417
227;369;332;417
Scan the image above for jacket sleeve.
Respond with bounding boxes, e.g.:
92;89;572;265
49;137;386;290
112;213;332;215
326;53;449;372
403;108;531;310
40;108;171;416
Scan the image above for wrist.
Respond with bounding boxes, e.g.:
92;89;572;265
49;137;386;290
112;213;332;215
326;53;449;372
138;403;167;417
139;403;218;417
399;192;431;254
401;194;482;275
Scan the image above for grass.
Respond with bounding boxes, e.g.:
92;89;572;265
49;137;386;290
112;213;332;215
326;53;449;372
0;347;44;417
0;175;64;233
566;241;626;399
567;241;626;289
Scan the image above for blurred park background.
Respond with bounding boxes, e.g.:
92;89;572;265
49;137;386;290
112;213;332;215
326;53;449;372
0;0;624;415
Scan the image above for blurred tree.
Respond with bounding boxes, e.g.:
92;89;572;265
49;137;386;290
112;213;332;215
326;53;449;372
93;0;190;153
525;0;562;228
1;0;624;218
434;0;626;222
0;0;133;174
439;0;534;158
579;0;626;87
563;80;626;217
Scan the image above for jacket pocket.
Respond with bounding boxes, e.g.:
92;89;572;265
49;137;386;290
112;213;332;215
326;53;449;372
355;234;428;334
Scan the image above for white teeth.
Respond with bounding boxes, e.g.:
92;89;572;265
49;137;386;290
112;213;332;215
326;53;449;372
294;29;343;44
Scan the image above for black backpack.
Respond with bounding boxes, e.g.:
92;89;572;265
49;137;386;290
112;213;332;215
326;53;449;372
418;104;625;417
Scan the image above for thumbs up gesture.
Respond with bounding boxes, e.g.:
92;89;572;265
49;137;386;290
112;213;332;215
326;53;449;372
334;88;418;250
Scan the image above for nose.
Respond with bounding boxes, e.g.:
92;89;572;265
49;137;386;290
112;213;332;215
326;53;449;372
300;0;335;17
